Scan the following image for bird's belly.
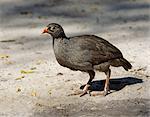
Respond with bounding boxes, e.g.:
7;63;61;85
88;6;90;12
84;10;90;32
94;62;110;72
55;55;91;71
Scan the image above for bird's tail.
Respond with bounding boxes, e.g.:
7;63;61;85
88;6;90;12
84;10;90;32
120;58;132;71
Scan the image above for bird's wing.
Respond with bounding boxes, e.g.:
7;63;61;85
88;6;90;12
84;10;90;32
72;35;123;65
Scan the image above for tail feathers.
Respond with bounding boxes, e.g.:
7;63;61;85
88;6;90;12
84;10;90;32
120;58;132;71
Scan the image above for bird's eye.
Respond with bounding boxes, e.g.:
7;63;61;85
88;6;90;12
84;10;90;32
49;26;56;31
48;26;55;31
52;26;56;30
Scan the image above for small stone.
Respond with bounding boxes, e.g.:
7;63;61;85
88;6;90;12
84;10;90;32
57;73;63;76
16;88;21;92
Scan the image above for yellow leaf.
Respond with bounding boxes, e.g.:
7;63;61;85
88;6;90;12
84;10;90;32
31;90;37;97
15;76;25;80
21;70;34;74
0;54;9;59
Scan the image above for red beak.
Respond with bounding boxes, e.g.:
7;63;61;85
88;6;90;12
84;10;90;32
42;28;48;34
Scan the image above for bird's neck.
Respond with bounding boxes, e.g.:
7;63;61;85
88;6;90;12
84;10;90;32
52;35;69;47
52;31;68;39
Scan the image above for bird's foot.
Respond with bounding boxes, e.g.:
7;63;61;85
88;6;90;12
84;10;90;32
80;84;91;97
90;91;104;96
103;87;110;96
90;90;111;96
68;84;91;97
103;90;110;96
68;90;84;96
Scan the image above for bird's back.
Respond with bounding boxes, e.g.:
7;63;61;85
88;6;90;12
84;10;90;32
69;35;123;63
53;35;123;71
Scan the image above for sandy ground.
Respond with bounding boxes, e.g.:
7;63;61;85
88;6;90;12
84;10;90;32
0;0;150;117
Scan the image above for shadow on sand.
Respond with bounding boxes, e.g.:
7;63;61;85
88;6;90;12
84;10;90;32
33;77;147;117
80;77;143;93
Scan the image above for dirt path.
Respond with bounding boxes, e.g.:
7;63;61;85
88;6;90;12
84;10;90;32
0;0;150;117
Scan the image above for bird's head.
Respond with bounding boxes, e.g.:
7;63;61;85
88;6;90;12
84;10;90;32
42;23;66;38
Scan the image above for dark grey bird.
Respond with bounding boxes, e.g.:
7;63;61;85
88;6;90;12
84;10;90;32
42;23;132;96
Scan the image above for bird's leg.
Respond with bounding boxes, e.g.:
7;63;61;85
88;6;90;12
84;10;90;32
68;70;95;97
90;69;111;96
103;69;111;96
80;70;95;97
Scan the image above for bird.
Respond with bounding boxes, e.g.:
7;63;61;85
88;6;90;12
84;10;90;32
42;23;132;96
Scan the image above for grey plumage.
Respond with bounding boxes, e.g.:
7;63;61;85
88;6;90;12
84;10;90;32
42;23;132;96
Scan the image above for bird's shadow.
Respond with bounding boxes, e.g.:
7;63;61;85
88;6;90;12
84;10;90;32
80;77;143;92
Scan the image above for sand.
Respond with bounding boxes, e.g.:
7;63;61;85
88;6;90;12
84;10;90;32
0;0;150;117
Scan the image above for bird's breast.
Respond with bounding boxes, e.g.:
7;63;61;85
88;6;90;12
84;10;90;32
53;39;70;66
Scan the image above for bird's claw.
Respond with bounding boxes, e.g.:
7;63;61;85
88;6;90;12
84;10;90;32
90;90;111;96
80;91;88;97
68;84;91;97
80;90;92;97
68;84;111;97
68;90;90;97
80;84;91;97
103;91;108;96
